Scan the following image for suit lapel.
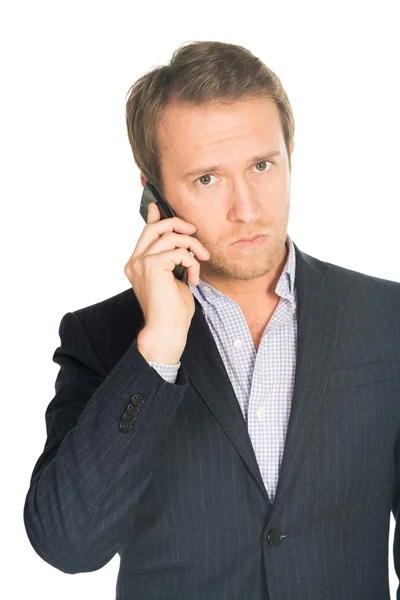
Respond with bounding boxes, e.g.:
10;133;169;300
183;293;271;504
181;243;344;510
270;245;343;513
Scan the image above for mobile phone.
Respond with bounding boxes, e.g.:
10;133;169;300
139;181;189;284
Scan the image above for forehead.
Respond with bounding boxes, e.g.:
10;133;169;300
157;95;283;165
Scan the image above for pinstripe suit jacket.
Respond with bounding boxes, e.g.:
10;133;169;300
24;242;400;600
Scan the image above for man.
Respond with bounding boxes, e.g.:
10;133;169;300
24;41;400;599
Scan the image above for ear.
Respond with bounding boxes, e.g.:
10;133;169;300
140;173;147;187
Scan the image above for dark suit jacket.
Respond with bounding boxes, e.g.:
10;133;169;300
24;242;400;600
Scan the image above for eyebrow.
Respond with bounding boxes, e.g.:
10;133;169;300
182;151;282;180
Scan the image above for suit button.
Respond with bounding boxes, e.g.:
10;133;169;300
126;404;140;416
267;529;284;546
122;411;137;424
131;394;145;407
119;421;133;433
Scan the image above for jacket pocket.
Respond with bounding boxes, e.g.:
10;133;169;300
325;359;393;393
121;562;188;600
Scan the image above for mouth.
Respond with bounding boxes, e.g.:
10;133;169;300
232;234;266;243
230;235;268;249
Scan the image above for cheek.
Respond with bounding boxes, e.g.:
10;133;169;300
196;227;215;246
193;224;222;252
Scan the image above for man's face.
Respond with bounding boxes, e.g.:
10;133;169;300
157;94;293;284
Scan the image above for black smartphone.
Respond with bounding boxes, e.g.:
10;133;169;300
139;181;189;284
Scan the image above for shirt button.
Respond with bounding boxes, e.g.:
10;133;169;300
233;339;242;348
203;286;211;293
256;408;265;420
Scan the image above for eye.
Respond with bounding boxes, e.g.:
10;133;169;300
195;174;216;187
194;160;272;187
254;160;272;172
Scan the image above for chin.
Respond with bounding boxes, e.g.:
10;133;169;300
211;259;273;281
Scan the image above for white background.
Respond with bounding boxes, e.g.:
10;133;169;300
1;0;399;598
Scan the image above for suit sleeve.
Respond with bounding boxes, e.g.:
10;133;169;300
393;430;400;597
23;311;190;574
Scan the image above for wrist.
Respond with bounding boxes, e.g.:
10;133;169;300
137;327;185;365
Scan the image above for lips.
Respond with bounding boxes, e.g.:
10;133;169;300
232;234;265;244
230;235;268;250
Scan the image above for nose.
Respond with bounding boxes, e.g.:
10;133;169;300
226;179;262;223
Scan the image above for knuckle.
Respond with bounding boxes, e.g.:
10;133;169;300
129;261;139;277
142;254;152;268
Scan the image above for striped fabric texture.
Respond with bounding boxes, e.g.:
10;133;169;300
23;240;400;599
148;234;297;504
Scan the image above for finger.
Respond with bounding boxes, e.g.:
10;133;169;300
150;248;200;284
134;206;197;260
145;232;210;260
147;202;160;225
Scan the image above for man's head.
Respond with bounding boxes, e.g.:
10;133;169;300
125;41;295;289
